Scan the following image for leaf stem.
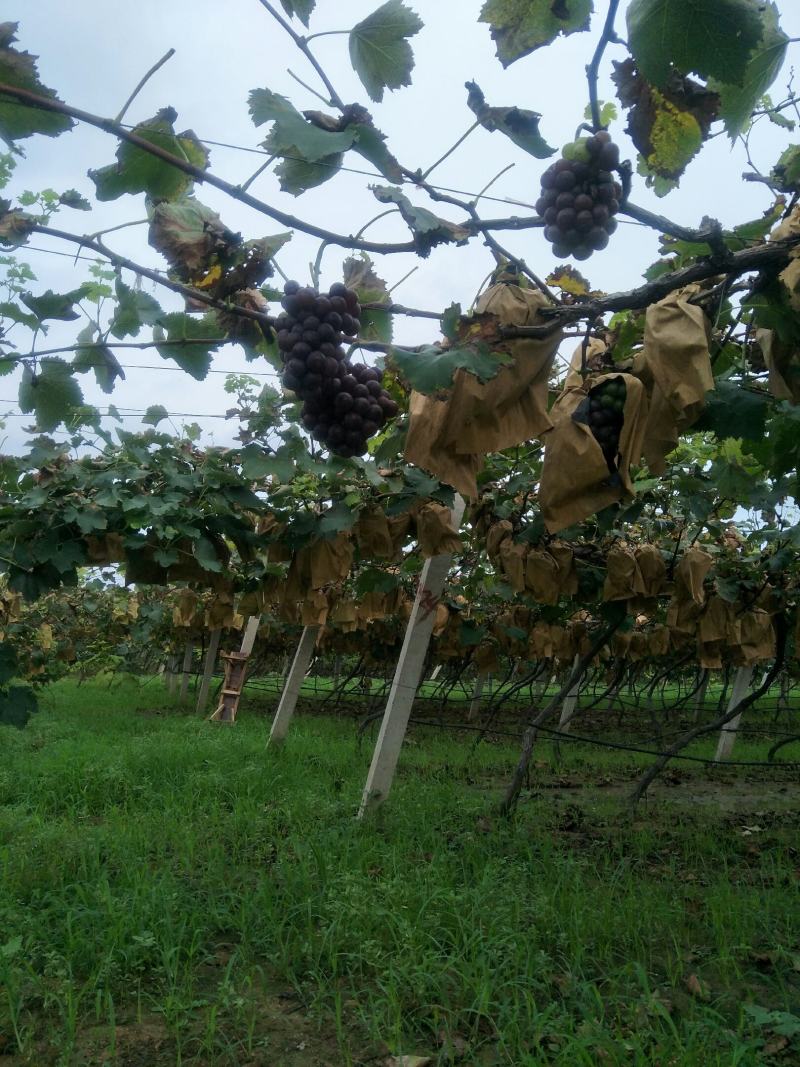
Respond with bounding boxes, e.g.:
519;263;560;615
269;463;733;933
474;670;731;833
256;0;346;109
420;120;481;181
114;48;176;124
304;29;351;43
586;0;621;131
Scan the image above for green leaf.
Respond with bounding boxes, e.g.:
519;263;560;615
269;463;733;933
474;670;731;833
342;255;393;344
194;535;223;572
355;567;399;595
350;120;404;182
0;201;34;247
771;144;800;192
249;89;357;160
0;299;37;329
441;302;461;341
742;278;800;347
318;501;356;535
627;0;764;89
711;3;788;139
21;284;92;322
349;0;423;102
479;0;592;67
58;189;91;211
89;107;208;202
371;184;470;256
0;23;73;146
274;152;344;195
109;279;163;339
391;341;512;393
466;81;555;158
72;344;125;394
279;0;315;25
0;685;36;729
0;641;17;685
19;358;84;431
658;202;784;263
154;312;224;380
693;379;769;441
240;443;294;481
142;404;168;426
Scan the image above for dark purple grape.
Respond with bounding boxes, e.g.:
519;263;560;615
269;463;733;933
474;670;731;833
297;288;316;310
544;206;558;226
302;330;320;347
327;424;345;446
598;143;619;170
323;356;340;377
282;372;301;392
277;330;293;351
378;396;398;418
346;431;366;451
326;311;343;331
302;413;317;430
588;227;609;251
544;225;559;244
535;197;548;216
286;358;306;378
344;412;363;431
592;204;609;226
329;282;348;298
574;193;593;212
353;397;371;416
605;217;618;235
315;296;331;316
366;380;382;397
608;198;620;215
306;352;325;374
555;170;576;191
576;210;594;232
353;383;370;399
556;191;575;210
284;279;300;295
573;245;592;261
556;208;576;230
341;374;357;393
304;372;323;391
318;323;336;343
334;392;354;414
341;313;357;336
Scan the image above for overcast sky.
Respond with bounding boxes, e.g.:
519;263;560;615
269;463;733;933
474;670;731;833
4;0;799;452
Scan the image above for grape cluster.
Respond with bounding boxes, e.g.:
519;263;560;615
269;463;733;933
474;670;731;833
274;281;399;458
587;377;626;466
536;131;622;261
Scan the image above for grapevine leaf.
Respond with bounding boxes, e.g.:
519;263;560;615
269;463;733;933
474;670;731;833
89;108;208;202
584;100;618;126
249;89;358;160
240;444;295;481
19;358;84;431
441;303;461;341
0;201;34;246
194;535;223;572
371;184;470;256
0;23;73;146
274;152;344;194
153;312;224;380
318;501;357;535
21;284;93;322
742;278;800;347
72;344;126;394
58;189;91;211
109;279;163;339
350;121;404;182
0;642;17;685
142;404;168;426
343;255;393;344
626;0;764;89
479;0;593;68
658;202;784;263
355;567;399;595
612;60;719;185
693;379;769;440
279;0;315;25
148;196;241;278
390;341;512;393
466;81;555;158
771;145;800;192
546;264;593;297
0;299;36;329
710;2;787;138
348;0;423;103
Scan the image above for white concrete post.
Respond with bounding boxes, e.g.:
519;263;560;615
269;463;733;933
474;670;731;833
196;629;222;713
165;654;179;696
557;653;583;732
268;625;319;745
358;495;466;817
714;664;754;762
239;614;261;657
467;673;486;722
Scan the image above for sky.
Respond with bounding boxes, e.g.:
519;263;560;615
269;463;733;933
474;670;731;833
3;0;800;453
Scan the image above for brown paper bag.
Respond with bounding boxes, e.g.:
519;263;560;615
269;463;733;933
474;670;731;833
486;520;514;565
635;285;713;472
736;609;776;664
539;371;649;533
499;538;527;592
675;546;713;605
525;549;561;605
666;595;701;636
603;543;646;601
414;501;462;558
301;589;329;627
550;541;579;596
354;506;394;559
472;642;500;674
308;532;354;589
634;544;667;597
757;327;800;404
647;625;670;657
404;390;484;499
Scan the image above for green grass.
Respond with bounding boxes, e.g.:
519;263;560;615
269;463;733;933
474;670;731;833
0;676;798;1066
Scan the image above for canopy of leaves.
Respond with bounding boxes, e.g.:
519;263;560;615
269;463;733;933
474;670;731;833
479;0;593;67
0;23;73;146
89;108;208;202
465;81;554;158
348;0;423;103
627;0;765;89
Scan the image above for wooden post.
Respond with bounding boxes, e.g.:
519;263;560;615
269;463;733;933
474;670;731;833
209;615;261;724
467;672;486;722
358;495;466;818
268;625;320;745
557;653;583;732
196;629;222;713
178;639;194;704
714;664;754;762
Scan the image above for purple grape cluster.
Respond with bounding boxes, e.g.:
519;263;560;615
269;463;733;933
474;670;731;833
536;132;622;261
275;281;399;458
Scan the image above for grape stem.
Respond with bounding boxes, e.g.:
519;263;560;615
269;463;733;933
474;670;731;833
586;0;622;132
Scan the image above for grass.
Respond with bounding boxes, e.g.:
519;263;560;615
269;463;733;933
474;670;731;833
0;675;798;1066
